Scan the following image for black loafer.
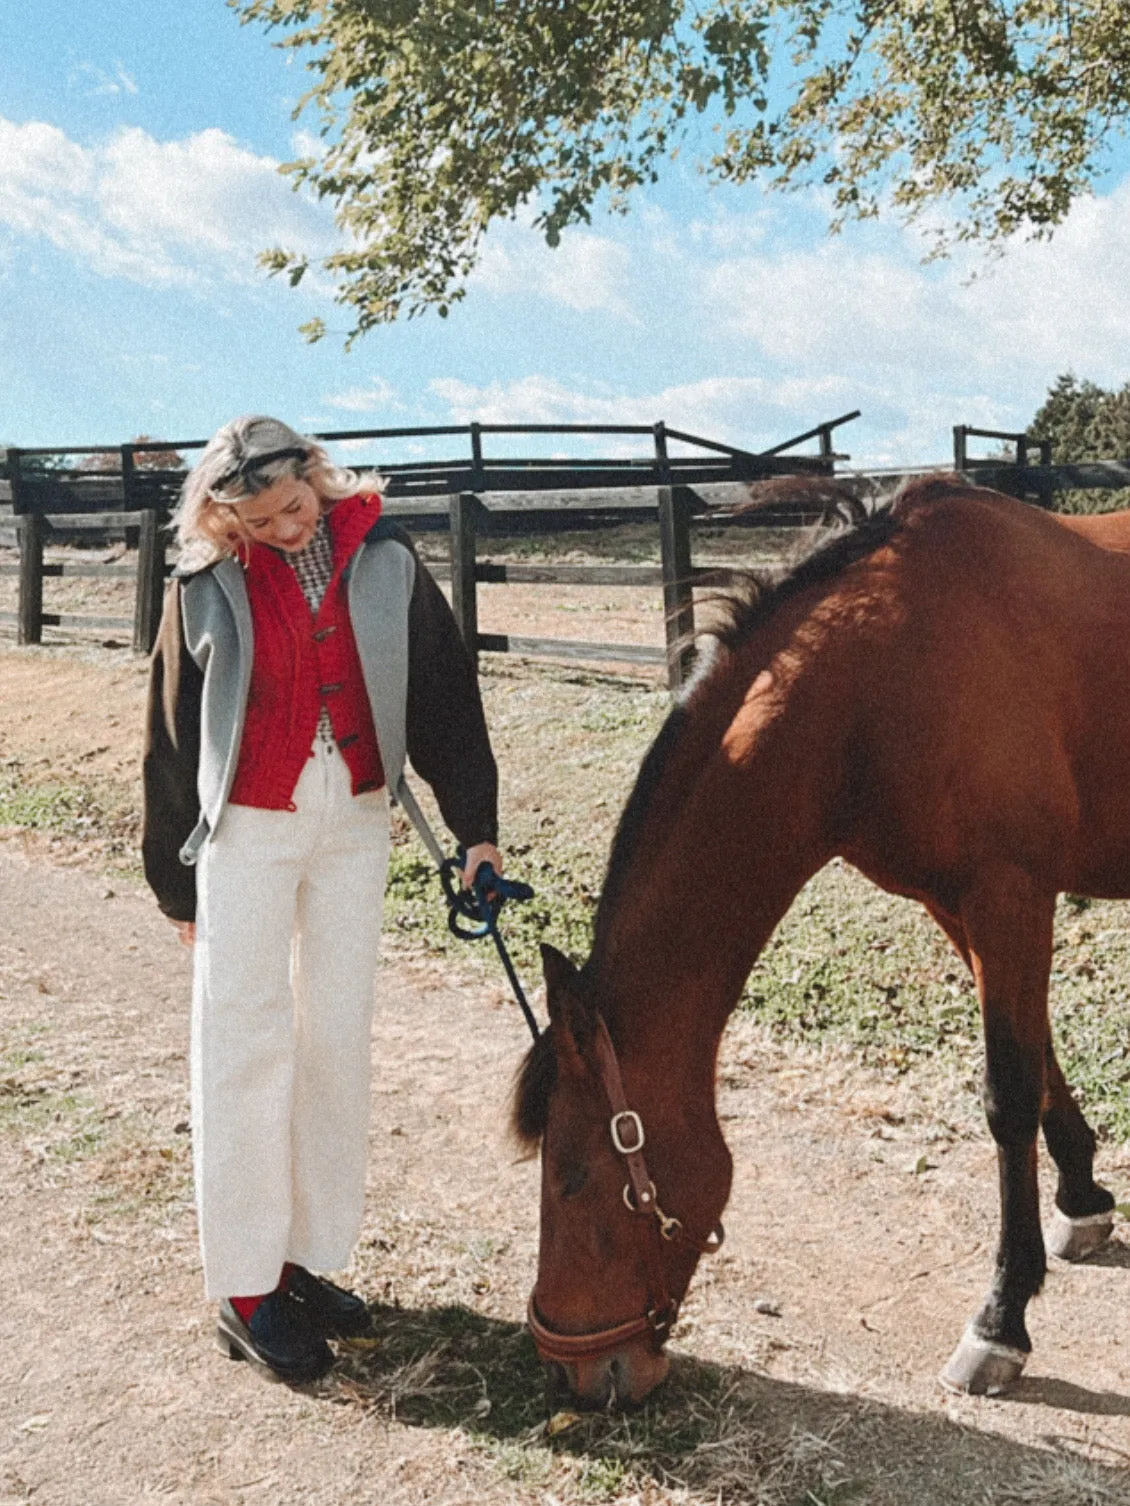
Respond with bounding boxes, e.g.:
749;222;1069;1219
285;1264;374;1338
216;1290;334;1383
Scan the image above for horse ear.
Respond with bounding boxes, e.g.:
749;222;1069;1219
540;942;578;994
540;943;595;1072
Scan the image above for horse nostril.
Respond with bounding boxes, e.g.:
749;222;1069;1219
543;1357;617;1412
608;1355;635;1411
543;1361;573;1412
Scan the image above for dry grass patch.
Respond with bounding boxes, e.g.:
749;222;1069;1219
322;1302;865;1506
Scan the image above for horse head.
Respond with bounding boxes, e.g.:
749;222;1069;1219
514;943;731;1409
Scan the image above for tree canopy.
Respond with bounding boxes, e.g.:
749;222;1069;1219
1029;374;1130;462
1028;373;1130;512
235;0;1130;339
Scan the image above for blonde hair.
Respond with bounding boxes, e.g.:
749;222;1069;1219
173;415;383;566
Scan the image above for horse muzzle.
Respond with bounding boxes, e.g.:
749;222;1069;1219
528;1293;675;1409
543;1347;672;1410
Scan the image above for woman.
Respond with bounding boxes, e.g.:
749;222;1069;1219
142;415;501;1383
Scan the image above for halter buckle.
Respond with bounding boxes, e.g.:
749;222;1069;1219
623;1179;658;1214
658;1210;683;1241
647;1301;678;1338
610;1109;645;1155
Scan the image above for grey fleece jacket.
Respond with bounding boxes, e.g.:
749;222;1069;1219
142;520;498;922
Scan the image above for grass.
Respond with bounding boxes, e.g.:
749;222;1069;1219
6;647;1130;1144
746;869;1130;1141
0;1027;107;1164
0;759;139;864
0;1020;191;1214
327;1301;865;1505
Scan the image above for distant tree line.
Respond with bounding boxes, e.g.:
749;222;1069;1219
1028;374;1130;513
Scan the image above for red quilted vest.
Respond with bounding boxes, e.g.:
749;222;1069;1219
228;494;385;810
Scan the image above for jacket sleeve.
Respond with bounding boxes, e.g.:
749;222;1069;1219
141;581;203;922
403;547;499;848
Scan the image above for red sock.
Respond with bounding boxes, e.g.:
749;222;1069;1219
230;1292;267;1322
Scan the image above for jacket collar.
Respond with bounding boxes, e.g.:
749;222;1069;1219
175;492;383;580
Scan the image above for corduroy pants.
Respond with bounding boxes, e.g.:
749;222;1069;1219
191;740;390;1299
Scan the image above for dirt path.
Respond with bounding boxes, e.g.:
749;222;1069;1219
3;841;1130;1505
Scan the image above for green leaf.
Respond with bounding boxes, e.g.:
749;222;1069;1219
234;0;1130;339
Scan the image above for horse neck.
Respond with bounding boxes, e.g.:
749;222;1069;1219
591;637;835;1085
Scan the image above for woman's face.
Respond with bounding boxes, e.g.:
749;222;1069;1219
234;473;321;552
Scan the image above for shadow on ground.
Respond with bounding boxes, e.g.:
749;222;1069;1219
318;1303;1130;1506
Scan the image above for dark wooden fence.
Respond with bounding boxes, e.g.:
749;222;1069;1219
0;439;189;653
7;416;1129;690
0;418;858;689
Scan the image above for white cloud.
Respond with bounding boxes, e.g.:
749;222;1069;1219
450;189;1130;461
474;223;637;318
0;116;334;291
429;372;860;455
700;179;1130;393
322;377;403;413
68;62;139;98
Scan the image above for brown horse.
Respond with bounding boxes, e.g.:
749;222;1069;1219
514;478;1130;1408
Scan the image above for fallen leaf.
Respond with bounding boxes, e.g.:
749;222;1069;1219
546;1411;582;1436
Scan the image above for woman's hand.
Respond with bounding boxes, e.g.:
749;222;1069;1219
172;919;196;947
462;841;503;890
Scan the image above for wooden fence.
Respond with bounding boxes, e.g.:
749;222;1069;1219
0;419;858;689
6;419;1129;690
1;507;167;654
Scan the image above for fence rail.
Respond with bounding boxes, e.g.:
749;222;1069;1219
5;414;1130;686
0;508;166;651
0;486;770;684
1;417;859;684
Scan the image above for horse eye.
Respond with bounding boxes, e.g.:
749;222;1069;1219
560;1162;588;1198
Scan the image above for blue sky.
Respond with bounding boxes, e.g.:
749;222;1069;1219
4;1;1130;466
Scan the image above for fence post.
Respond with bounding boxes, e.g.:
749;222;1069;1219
134;507;168;654
6;447;26;515
656;423;695;692
449;491;484;664
121;443;140;550
17;511;46;646
469;422;486;493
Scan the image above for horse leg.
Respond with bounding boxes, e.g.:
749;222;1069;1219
925;899;1115;1263
940;868;1053;1396
922;898;971;968
1042;1041;1115;1260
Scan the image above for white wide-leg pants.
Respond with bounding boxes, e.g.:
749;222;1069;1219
191;740;390;1299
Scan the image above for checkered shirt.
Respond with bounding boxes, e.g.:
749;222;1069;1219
283;514;337;748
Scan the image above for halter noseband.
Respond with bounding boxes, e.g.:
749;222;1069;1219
527;1015;724;1368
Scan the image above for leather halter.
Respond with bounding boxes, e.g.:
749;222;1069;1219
527;1015;724;1367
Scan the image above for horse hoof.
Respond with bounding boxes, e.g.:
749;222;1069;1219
939;1330;1027;1396
1045;1208;1114;1262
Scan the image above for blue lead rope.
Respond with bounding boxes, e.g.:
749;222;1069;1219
393;780;541;1042
439;854;541;1042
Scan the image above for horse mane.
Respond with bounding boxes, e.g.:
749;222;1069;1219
704;502;903;652
511;478;954;1145
595;494;910;929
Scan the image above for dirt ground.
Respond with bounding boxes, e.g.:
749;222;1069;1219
3;640;1130;1505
